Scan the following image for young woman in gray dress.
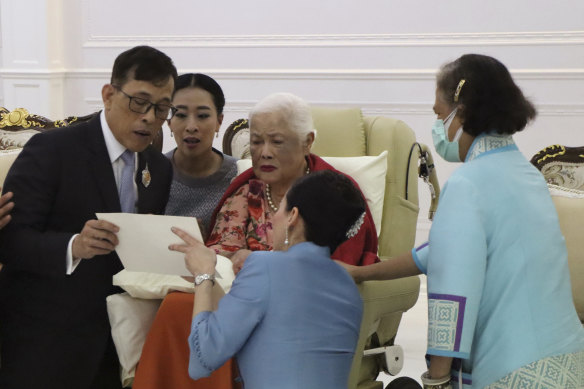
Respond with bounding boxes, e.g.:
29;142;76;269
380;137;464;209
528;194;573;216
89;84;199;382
165;73;237;237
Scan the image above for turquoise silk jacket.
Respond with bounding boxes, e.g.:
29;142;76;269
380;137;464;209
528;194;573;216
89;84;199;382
413;134;584;388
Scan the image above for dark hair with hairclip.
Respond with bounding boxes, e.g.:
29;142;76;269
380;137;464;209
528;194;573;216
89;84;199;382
111;45;177;88
285;170;365;253
436;54;537;136
173;73;225;115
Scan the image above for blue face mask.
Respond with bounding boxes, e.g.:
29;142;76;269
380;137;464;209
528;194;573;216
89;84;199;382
432;108;463;162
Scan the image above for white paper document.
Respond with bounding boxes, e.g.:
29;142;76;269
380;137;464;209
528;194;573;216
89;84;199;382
96;213;207;277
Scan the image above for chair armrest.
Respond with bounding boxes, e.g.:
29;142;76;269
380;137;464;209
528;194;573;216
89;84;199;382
348;276;420;389
357;277;421;337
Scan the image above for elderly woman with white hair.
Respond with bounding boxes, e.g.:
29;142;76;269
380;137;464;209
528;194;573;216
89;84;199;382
133;93;379;389
206;92;379;272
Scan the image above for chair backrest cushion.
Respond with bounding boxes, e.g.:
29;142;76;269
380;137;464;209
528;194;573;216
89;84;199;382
311;107;366;157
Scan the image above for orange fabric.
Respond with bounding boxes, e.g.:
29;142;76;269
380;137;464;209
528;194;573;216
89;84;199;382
133;292;235;389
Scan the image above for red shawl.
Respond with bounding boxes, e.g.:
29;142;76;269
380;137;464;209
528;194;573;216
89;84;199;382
206;154;379;266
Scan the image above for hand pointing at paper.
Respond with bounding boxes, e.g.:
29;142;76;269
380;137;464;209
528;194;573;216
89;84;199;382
169;226;224;317
169;226;216;277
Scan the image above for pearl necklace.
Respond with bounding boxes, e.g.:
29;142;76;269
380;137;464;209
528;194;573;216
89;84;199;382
265;166;310;213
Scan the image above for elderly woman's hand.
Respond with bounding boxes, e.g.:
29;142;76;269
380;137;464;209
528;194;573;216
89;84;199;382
231;249;252;275
334;260;363;283
169;227;216;277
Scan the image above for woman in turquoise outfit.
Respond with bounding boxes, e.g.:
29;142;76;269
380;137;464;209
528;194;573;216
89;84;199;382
343;54;584;388
169;170;365;389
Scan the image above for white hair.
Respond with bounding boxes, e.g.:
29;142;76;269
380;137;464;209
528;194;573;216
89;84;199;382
249;92;315;139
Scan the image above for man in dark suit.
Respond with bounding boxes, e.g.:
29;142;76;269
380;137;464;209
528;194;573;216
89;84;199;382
0;45;177;389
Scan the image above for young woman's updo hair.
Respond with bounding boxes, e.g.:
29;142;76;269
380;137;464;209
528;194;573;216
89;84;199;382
285;170;366;253
249;92;314;139
436;54;536;136
172;73;225;115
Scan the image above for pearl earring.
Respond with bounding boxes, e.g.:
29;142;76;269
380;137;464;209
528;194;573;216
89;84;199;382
284;228;289;247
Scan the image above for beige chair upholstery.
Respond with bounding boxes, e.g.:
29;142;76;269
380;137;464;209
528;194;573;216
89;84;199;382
548;185;584;323
224;107;440;389
532;145;584;324
0;150;22;187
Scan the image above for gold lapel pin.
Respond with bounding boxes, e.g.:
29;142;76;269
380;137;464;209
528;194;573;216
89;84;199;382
142;163;151;188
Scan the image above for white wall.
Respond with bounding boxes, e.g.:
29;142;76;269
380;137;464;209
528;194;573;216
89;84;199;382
1;0;583;242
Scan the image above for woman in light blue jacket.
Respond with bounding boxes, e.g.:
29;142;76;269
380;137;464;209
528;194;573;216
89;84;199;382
170;170;365;389
343;54;584;388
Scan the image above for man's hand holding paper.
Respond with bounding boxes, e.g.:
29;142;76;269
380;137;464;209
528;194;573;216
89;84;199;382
96;213;235;290
96;213;203;277
73;219;120;260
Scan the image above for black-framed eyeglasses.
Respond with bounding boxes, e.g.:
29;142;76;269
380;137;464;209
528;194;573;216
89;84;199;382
112;85;177;120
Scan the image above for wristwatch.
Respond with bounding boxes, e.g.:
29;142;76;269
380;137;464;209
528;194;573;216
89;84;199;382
194;273;215;286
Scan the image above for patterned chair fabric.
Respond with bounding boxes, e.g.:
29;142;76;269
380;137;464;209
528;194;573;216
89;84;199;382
222;118;250;160
0;107;98;150
530;145;584;190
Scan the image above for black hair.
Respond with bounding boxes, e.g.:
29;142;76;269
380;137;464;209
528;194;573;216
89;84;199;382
172;73;225;115
385;377;423;389
110;45;178;88
285;170;366;253
437;54;537;136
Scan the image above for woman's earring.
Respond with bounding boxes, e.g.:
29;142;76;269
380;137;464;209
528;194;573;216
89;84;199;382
215;131;219;138
284;228;289;247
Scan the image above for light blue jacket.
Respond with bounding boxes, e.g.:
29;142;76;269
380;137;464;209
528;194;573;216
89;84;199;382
188;241;363;389
412;134;584;388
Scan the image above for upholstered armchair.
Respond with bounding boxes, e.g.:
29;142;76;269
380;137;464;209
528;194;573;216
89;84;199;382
224;107;440;389
532;145;584;324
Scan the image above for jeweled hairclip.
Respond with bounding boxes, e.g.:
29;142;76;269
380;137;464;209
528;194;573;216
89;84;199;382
346;212;366;239
454;79;466;102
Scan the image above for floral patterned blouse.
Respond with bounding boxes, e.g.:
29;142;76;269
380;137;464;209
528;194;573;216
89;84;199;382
206;179;274;256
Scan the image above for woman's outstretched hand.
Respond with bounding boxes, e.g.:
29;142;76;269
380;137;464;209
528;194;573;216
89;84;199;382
169;227;217;276
335;260;362;283
335;250;421;284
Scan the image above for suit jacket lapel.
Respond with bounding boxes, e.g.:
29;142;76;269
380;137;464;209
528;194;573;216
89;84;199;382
86;115;121;213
